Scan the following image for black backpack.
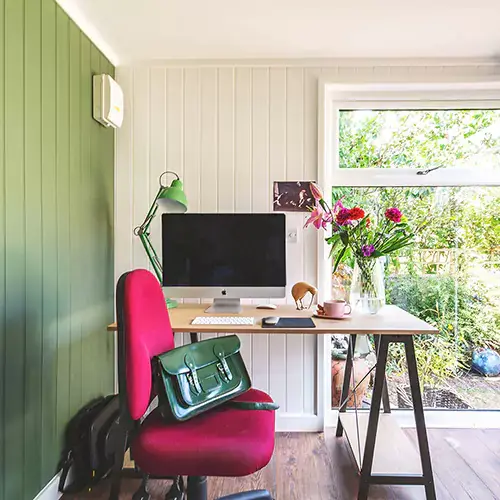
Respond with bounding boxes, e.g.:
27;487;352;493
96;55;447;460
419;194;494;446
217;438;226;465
58;394;121;493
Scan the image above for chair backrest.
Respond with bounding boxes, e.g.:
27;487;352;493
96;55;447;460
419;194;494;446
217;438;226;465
116;269;175;420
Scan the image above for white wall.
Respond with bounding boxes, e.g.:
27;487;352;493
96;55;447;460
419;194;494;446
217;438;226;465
114;61;499;430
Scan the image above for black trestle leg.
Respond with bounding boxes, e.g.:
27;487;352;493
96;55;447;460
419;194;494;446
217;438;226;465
187;476;208;500
357;336;390;500
404;336;436;500
374;335;391;413
336;334;357;437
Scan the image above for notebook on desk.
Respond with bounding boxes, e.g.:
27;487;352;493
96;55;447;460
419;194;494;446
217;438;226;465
261;317;316;328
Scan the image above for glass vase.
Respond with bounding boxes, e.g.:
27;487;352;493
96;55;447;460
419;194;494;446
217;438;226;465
331;262;353;302
350;257;386;314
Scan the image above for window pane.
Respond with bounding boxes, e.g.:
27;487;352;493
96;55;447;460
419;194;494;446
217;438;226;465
339;110;500;170
330;186;500;410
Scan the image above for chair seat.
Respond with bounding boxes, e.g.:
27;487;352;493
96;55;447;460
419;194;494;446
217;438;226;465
131;389;276;477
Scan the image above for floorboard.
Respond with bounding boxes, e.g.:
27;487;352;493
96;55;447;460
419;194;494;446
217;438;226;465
441;429;500;495
405;429;497;500
63;429;500;500
478;429;500;458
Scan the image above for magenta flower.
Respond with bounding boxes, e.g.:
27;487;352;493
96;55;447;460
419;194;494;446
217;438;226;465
361;244;375;257
385;207;402;223
336;207;352;226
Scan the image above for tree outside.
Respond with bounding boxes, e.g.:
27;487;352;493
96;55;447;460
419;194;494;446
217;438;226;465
336;109;500;409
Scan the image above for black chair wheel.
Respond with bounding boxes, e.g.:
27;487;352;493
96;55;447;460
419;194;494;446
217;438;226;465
132;492;150;500
165;475;185;500
217;491;273;500
165;490;185;500
132;483;151;500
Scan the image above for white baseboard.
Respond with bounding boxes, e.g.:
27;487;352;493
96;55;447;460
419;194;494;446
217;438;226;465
33;473;62;500
394;409;500;429
326;409;500;430
276;413;322;432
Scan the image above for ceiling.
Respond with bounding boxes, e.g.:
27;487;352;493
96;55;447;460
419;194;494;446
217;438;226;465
58;0;500;65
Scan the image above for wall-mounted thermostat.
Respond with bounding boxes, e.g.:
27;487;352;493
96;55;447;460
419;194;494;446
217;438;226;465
93;74;124;128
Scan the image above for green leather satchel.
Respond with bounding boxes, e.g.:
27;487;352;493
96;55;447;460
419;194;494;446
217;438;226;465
154;335;278;421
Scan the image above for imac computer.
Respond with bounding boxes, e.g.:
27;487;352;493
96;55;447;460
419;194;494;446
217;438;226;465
162;213;286;313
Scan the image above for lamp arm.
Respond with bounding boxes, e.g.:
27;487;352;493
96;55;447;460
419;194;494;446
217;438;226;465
139;232;163;282
136;185;164;234
133;171;182;296
134;183;166;282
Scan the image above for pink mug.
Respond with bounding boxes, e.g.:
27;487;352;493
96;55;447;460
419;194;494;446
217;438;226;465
324;300;352;319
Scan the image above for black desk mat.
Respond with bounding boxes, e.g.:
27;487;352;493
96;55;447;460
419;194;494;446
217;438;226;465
261;317;316;328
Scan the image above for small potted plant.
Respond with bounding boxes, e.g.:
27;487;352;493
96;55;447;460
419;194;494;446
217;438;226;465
331;335;370;408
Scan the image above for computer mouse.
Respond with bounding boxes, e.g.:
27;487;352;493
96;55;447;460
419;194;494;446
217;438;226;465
256;304;278;310
264;316;280;325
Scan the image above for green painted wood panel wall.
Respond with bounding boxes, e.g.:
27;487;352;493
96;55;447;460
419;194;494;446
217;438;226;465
0;1;115;498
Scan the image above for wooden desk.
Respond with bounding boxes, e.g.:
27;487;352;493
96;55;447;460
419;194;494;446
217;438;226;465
107;303;438;500
107;303;437;335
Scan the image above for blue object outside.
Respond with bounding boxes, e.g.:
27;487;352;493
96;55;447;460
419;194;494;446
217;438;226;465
472;348;500;377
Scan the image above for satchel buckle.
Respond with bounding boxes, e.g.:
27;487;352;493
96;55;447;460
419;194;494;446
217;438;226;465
217;362;230;383
186;371;202;395
215;352;233;381
185;354;202;395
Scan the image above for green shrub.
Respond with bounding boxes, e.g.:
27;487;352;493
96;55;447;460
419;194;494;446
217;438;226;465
385;274;500;383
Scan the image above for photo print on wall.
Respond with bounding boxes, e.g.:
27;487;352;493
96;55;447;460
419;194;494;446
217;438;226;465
273;181;315;212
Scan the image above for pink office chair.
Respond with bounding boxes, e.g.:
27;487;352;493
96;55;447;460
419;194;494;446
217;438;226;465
111;269;276;500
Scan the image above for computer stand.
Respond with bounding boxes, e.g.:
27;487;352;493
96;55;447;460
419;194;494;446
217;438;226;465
205;298;242;314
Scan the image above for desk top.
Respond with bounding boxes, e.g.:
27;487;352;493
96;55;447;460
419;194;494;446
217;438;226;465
107;304;438;335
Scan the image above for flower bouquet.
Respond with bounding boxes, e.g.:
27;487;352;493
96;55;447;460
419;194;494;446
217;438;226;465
305;183;414;313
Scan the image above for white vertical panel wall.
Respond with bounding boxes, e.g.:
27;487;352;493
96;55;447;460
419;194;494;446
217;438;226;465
115;62;498;430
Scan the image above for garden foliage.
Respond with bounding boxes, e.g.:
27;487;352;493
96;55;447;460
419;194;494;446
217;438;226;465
338;110;500;382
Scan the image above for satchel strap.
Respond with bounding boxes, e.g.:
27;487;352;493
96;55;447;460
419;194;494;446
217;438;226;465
227;401;280;411
184;353;202;394
214;346;233;381
58;451;74;493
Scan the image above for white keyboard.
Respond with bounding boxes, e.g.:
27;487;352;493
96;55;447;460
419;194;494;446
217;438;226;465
191;316;255;326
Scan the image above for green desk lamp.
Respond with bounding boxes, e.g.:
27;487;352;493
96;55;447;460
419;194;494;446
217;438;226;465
134;170;188;308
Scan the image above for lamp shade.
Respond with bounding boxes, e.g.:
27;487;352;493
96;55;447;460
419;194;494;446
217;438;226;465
157;178;188;213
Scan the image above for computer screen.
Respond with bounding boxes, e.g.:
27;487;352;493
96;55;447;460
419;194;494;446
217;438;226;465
161;213;286;289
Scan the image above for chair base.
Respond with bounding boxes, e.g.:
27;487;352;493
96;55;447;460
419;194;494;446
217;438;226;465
115;469;273;500
186;476;207;500
122;473;272;500
217;490;273;500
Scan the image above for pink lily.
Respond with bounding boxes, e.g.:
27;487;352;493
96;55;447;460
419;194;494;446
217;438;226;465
322;211;333;229
309;182;324;201
305;206;326;229
333;198;345;214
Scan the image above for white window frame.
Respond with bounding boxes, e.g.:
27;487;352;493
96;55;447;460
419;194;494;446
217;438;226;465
317;80;500;429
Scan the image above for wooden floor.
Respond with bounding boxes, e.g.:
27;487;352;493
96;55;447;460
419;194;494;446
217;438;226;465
63;429;500;500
